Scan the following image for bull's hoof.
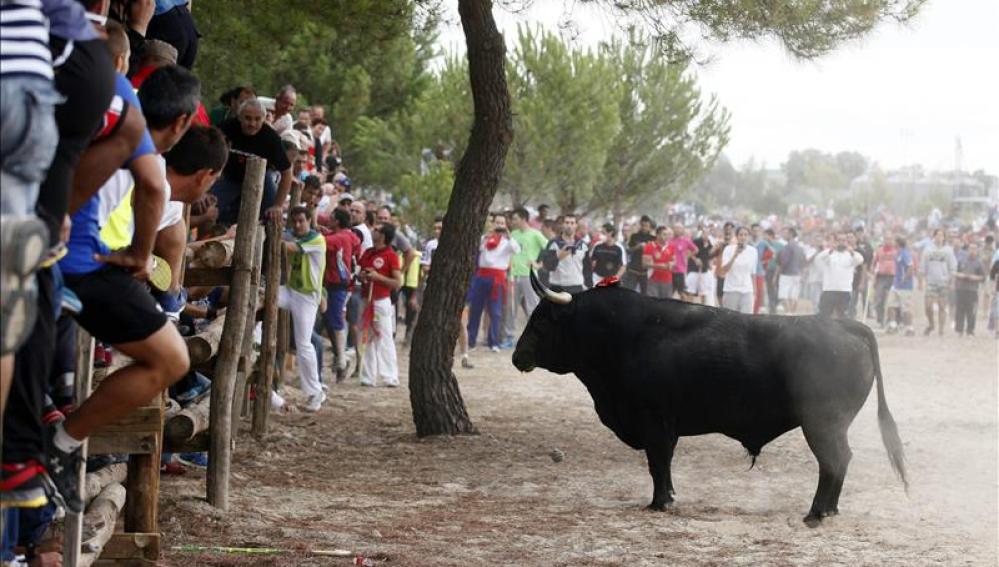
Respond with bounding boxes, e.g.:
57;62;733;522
646;500;674;512
802;513;823;528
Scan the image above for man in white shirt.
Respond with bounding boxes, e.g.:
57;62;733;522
271;84;297;135
544;214;588;293
815;232;864;318
466;214;521;352
717;226;759;314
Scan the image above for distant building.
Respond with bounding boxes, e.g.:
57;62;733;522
850;169;997;218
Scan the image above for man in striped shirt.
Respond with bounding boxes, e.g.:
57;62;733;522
1;0;59;357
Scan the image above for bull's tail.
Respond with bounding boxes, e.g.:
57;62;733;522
851;323;909;492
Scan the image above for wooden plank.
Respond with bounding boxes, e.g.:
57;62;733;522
99;533;160;560
65;330;94;567
163;395;210;443
234;229;265;426
90;406;162;434
162;430;209;454
184;315;227;365
78;483;126;567
207;156;266;510
123;397;162;534
88;432;157;455
183;266;233;287
193;238;235;268
252;219;282;437
83;463;127;508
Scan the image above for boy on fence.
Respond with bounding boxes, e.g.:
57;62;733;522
279;206;327;411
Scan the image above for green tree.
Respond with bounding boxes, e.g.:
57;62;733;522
351;56;473;191
397;161;456;234
590;33;729;222
194;1;437;141
501;26;620;212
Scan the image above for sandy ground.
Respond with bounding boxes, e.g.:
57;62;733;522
159;313;998;566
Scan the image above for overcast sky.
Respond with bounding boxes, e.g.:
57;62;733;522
435;0;998;173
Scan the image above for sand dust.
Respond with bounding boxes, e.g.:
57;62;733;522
160;321;997;566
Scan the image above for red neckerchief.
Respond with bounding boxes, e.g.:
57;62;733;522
596;275;620;287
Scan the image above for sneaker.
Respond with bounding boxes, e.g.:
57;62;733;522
904;327;915;337
43;426;84;513
155;287;187;322
923;326;933;336
499;340;515;350
360;380;375;387
303;391;326;412
0;460;51;509
173;372;211;406
270;390;286;411
461;356;474;369
177;452;208;469
60;287;82;316
0;215;48;355
335;366;347;384
490;345;500;353
384;381;400;388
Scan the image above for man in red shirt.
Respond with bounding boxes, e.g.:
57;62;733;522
357;223;403;387
321;207;360;383
642;226;675;299
871;230;897;328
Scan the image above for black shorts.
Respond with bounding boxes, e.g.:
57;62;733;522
671;272;686;295
65;266;167;344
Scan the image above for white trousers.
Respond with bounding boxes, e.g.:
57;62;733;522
278;286;321;397
361;297;399;386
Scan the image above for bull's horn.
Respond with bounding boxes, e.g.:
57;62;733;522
529;269;572;305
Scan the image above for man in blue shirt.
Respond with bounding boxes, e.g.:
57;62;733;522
45;66;202;512
886;236;915;336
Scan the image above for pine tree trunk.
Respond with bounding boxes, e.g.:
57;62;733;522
408;0;512;437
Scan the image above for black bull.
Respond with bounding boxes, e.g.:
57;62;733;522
512;273;908;526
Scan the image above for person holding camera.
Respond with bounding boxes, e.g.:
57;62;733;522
815;232;864;319
542;214;588;294
717;226;759;313
467;214;521;352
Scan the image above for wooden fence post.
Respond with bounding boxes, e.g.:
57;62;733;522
63;329;94;566
232;228;265;430
252;218;282;437
206;157;265;510
273;184;302;390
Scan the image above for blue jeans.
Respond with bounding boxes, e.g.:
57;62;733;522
209;171;277;225
466;275;503;348
0;77;60;218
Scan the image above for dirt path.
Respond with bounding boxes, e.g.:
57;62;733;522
160;331;997;566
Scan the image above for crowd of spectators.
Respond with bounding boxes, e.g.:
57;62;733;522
455;205;998;351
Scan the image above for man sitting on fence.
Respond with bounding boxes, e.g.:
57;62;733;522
279;206;327;411
42;78;217;512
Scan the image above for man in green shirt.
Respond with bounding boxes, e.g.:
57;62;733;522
503;207;550;344
280;206;327;411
